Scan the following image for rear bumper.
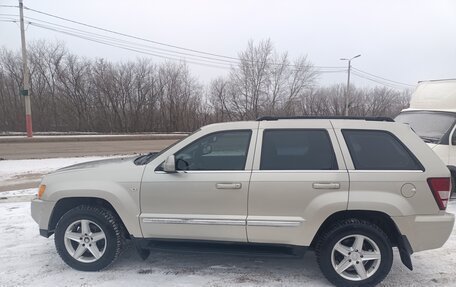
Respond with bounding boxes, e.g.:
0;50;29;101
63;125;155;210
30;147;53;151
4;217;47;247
31;198;56;237
392;212;455;252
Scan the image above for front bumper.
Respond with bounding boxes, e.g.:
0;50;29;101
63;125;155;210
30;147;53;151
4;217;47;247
392;212;455;252
31;198;56;237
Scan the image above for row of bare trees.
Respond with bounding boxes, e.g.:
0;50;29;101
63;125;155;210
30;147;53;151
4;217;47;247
0;40;410;133
0;41;205;132
208;40;410;122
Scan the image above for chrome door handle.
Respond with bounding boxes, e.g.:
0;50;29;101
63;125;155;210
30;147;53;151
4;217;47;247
312;182;340;189
216;183;242;189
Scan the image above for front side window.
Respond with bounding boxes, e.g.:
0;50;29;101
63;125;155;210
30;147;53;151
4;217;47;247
174;130;252;171
260;129;338;170
343;130;423;170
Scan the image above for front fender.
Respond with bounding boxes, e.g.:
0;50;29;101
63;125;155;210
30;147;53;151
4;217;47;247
46;179;142;237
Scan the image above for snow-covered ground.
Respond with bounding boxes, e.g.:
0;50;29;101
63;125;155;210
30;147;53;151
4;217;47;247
0;188;38;201
1;156;456;286
0;201;455;286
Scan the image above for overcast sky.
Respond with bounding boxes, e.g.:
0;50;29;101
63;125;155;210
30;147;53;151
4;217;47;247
1;0;455;89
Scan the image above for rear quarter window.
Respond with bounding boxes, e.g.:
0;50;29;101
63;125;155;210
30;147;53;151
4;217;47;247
342;129;423;170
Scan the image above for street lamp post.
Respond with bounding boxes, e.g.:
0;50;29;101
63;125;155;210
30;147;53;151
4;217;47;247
340;54;361;116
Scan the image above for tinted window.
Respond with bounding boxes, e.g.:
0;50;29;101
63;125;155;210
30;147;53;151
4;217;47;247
175;130;251;170
260;129;338;170
343;130;422;170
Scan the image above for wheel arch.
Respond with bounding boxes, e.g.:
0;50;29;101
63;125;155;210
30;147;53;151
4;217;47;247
310;210;402;249
310;209;414;270
48;197;129;239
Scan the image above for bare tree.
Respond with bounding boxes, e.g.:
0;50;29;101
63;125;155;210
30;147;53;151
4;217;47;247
209;39;317;120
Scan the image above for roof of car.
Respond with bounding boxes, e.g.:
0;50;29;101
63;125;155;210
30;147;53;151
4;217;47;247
201;116;397;131
256;116;394;122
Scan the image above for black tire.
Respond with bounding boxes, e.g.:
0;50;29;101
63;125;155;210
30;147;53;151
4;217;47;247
316;219;393;287
54;205;122;271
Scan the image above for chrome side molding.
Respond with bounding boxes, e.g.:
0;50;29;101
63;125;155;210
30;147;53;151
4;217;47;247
143;218;303;227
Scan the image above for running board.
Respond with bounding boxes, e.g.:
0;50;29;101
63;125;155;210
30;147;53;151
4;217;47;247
131;237;307;258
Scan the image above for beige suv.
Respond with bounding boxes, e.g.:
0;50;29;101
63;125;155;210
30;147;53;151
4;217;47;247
31;116;454;287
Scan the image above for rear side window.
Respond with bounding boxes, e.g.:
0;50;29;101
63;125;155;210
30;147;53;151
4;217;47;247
260;129;338;170
342;130;423;170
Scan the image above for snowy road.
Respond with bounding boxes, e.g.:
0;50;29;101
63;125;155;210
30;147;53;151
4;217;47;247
1;200;456;286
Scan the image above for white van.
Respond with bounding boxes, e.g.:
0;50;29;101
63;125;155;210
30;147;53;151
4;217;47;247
395;79;456;190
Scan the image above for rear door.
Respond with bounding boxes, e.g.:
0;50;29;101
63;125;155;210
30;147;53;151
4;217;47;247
246;120;349;246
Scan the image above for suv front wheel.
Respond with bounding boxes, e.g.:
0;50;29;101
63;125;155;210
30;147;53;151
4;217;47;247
54;205;123;271
316;219;393;287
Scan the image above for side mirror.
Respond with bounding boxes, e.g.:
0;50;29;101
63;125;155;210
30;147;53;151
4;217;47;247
163;155;176;173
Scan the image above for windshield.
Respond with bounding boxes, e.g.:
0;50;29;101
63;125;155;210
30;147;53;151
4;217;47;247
395;111;456;143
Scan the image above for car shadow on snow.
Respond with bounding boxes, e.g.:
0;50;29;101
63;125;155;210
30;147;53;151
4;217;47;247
114;241;331;286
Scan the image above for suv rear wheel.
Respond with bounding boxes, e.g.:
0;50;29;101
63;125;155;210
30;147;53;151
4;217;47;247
316;219;393;287
54;205;122;271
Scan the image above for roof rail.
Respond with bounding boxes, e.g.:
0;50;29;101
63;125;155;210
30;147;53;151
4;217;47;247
256;116;395;122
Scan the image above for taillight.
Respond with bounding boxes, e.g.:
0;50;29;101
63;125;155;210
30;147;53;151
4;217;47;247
427;178;451;210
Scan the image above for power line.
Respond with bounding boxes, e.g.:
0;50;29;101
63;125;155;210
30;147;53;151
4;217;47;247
2;13;237;68
29;22;235;67
0;13;18;25
352;67;415;87
0;13;18;18
29;21;347;75
3;7;411;88
25;16;241;66
351;71;410;90
29;18;342;71
23;6;241;61
29;22;233;70
1;17;345;75
352;71;403;89
1;18;408;89
311;70;347;74
23;6;345;70
0;12;337;73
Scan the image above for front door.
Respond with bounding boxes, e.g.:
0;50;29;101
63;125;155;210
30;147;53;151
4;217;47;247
140;127;257;242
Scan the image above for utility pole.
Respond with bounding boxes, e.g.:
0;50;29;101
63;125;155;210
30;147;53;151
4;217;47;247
340;54;361;116
19;0;33;137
